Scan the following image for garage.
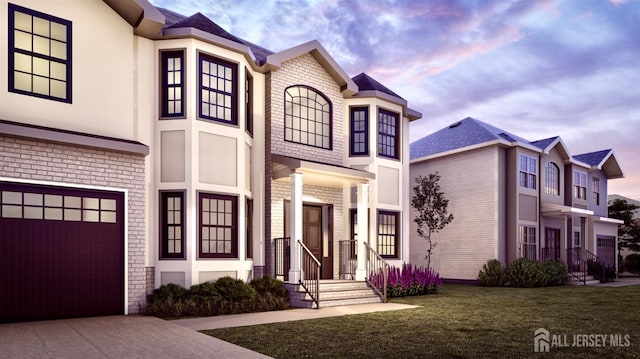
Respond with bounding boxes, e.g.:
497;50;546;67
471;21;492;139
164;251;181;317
0;181;125;323
596;235;616;269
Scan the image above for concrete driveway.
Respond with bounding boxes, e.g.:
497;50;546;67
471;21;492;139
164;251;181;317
0;316;270;359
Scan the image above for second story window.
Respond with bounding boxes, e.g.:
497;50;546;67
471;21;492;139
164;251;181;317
544;162;560;195
574;170;587;200
350;107;369;156
592;177;600;205
245;71;253;135
519;154;537;189
8;4;72;103
284;85;332;149
199;54;237;125
161;50;185;118
378;109;399;159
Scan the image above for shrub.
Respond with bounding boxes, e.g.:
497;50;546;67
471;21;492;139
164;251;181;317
587;259;617;283
542;260;568;286
144;276;289;318
477;259;506;287
505;258;547;287
379;263;442;298
624;253;640;274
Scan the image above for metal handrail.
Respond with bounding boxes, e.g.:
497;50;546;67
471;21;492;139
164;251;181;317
364;241;388;302
298;240;321;308
566;248;587;285
585;249;607;283
338;240;357;280
274;237;290;281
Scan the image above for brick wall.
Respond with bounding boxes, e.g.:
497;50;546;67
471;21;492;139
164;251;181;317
268;54;344;165
0;135;147;314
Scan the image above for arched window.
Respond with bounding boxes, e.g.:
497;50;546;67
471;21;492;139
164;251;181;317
284;85;332;149
544;162;560;195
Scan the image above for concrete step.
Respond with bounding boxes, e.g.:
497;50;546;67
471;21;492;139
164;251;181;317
287;280;383;308
567;273;600;285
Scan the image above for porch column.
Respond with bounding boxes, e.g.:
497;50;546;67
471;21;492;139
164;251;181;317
355;182;369;281
288;172;303;284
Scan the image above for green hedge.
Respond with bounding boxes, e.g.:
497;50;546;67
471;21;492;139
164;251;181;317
478;259;567;287
144;276;288;318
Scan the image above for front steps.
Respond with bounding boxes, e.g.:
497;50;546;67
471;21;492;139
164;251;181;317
567;272;601;286
286;280;383;308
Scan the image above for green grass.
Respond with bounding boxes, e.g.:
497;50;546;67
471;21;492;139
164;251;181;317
202;284;640;358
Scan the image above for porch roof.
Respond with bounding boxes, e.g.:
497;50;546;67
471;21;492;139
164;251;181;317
541;202;593;217
272;154;375;188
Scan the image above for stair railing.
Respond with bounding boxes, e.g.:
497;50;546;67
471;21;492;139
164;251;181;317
585;249;607;283
338;240;357;280
273;237;290;281
566;248;587;285
298;240;321;308
364;241;388;302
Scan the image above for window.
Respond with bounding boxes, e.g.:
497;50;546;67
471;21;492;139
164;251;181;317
377;211;399;258
245;71;253;135
199;193;237;258
592;177;600;205
245;198;253;259
8;3;72;102
574;170;587;200
378;109;399;159
199;54;237;124
544;162;560;195
519;154;537;189
520;225;537;260
160;192;185;259
160;50;185;118
284;85;332;149
573;232;581;248
350;107;369;156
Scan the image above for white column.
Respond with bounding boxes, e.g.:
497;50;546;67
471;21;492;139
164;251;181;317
288;172;303;283
560;215;567;264
355;182;369;281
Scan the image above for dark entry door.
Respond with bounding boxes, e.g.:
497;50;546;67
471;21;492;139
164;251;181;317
303;205;332;279
545;228;561;261
0;182;125;323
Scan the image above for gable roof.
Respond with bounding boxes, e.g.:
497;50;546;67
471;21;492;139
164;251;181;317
530;136;558;151
410;117;535;160
530;136;571;160
573;149;624;179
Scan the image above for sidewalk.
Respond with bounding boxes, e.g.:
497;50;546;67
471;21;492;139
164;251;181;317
593;275;640;287
172;302;420;331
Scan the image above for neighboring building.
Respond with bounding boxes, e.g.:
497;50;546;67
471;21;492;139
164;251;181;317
0;0;420;322
608;194;640;261
409;117;624;280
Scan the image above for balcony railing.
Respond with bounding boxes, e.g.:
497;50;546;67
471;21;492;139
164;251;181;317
274;237;290;281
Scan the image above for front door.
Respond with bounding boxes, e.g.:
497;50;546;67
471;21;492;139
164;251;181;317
544;228;561;261
302;205;333;279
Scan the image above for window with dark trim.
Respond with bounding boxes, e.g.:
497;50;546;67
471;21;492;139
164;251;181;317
544;162;559;195
199;53;238;125
519;154;537;189
350;107;368;156
520;225;537;260
245;197;253;259
377;109;399;159
245;71;253;135
8;3;72;103
284;85;332;149
160;191;185;259
592;177;600;205
574;170;587;200
377;211;399;258
199;193;237;258
160;50;185;118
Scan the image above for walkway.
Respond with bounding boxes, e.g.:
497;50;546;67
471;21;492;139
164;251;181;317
593;275;640;287
173;302;420;331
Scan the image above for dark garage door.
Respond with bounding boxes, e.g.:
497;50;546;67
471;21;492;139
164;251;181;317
0;181;124;323
597;235;616;268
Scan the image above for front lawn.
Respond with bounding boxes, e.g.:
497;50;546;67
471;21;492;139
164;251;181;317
202;284;640;358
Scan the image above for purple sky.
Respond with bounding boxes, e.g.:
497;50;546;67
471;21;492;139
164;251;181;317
151;0;640;199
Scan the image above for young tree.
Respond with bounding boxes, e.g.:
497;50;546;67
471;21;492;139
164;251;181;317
608;199;640;252
411;172;454;269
